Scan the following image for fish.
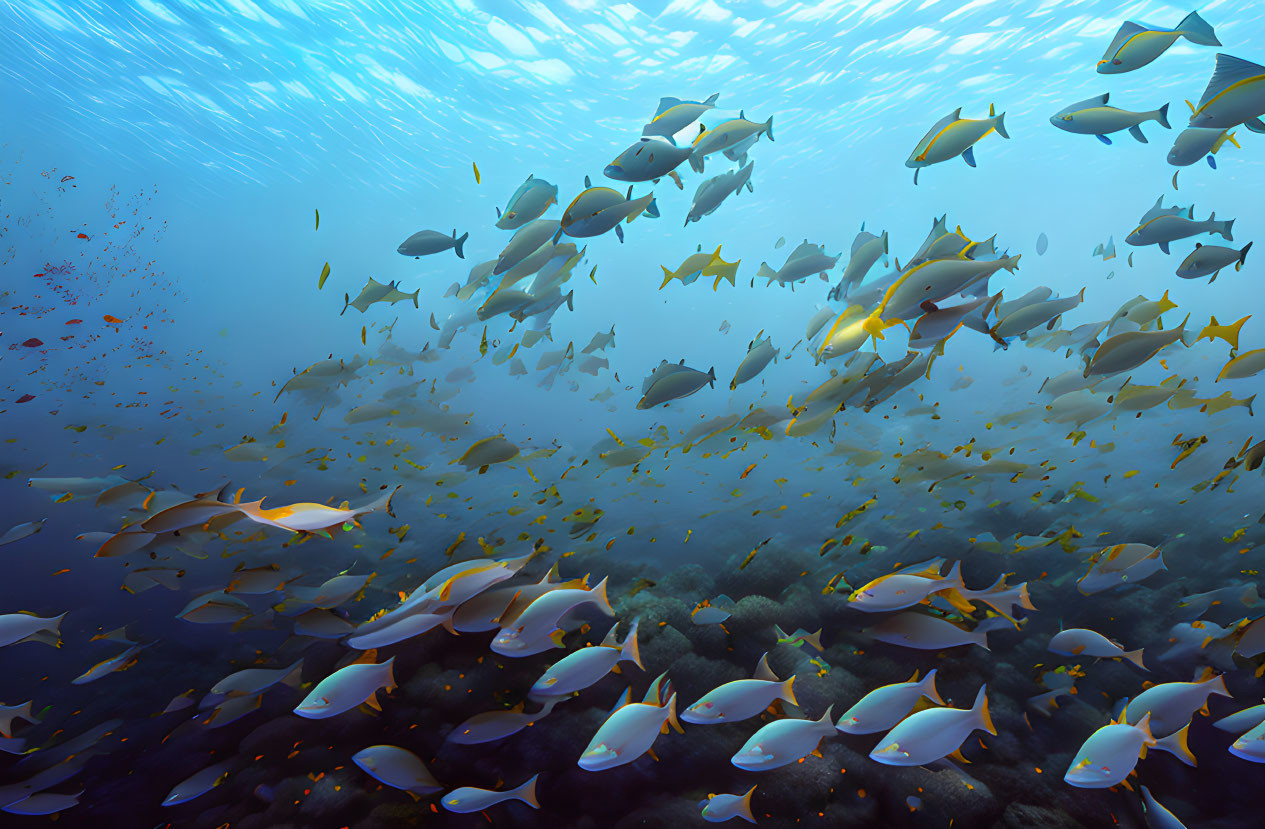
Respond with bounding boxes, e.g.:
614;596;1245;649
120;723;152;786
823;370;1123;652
682;653;797;724
757;240;840;288
1177;241;1251;281
661;245;739;290
837;669;945;734
847;560;966;613
396;228;468;259
833;227;889;298
1098;12;1219;74
1048;628;1146;669
496;175;558;230
1187;53;1265;130
638;360;716;408
342;278;419;314
867;612;989;650
162;761;233;806
700;785;757;824
865;255;1022;337
1085;318;1188;377
689;110;773;173
685;163;755;225
642;92;720;139
605;136;692;183
579;675;681;770
560;178;655;243
1217;348;1265;381
352;745;442;794
491;577;613;656
906;104;1009;184
441;775;539;813
1065;712;1192;787
870;686;994;766
991;289;1085;342
530;618;642;699
0;519;45;546
0;612;65;648
293;656;396;718
1051;94;1170;144
730;334;778;390
1124;675;1231;737
1126;198;1234;254
210;659;304;697
1141;786;1192;829
494;219;561;276
455;435;520;472
731;705;835;770
1167;126;1239;167
448;698;559;744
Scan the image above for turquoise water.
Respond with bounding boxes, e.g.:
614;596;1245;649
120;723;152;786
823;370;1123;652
2;1;1265;826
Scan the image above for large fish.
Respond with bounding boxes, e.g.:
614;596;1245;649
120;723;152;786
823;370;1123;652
604;136;691;184
637;360;716;408
906;105;1008;183
1097;12;1219;74
1188;53;1265;131
496;175;558;230
642;92;719;139
684;163;754;225
559;177;656;243
689;111;773;173
1050;94;1170;144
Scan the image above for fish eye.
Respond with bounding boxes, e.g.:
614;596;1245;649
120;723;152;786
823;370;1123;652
1113;59;1122;65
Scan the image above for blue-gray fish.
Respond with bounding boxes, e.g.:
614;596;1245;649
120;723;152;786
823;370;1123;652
1050;94;1169;144
642;92;719;139
1097;12;1219;74
496;175;558;230
637;360;716;408
397;228;467;259
1188;53;1265;130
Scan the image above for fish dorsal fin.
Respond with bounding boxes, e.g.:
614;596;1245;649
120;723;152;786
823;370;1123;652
738;109;745;120
584;175;591;188
1103;21;1146;57
610;687;632;716
1059;93;1109;116
652;96;681;118
753;652;779;682
1199;54;1265;111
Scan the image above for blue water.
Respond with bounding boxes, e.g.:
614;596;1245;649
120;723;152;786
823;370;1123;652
2;1;1265;826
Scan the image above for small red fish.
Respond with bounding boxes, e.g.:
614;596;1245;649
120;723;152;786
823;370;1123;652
76;233;90;239
21;338;43;347
67;319;82;324
103;314;123;324
16;394;34;403
60;175;75;182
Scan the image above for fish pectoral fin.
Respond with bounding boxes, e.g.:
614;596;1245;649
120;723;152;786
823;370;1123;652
961;145;977;167
646;747;660;762
1159;241;1170;255
1096;134;1112;145
1128;125;1148;143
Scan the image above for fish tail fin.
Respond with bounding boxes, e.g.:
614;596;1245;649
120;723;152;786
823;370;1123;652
781;675;799;707
341;293;350;316
704;92;720;105
1208;672;1232;698
453;231;468;259
973;685;997;735
1123;648;1147;670
689;150;704;174
739;786;757;822
665;691;684;733
756;262;777;281
1155;102;1171;129
922;668;947;705
410;289;420;309
1155;724;1197;767
621;617;644;670
764;115;774;141
659;266;674;289
1178;11;1220;46
1239;241;1253;269
1003;253;1022;272
565;289;574;312
707;367;716;387
1220;218;1235;241
513;774;541;809
993;111;1009;139
591;576;615;616
816;703;835;729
